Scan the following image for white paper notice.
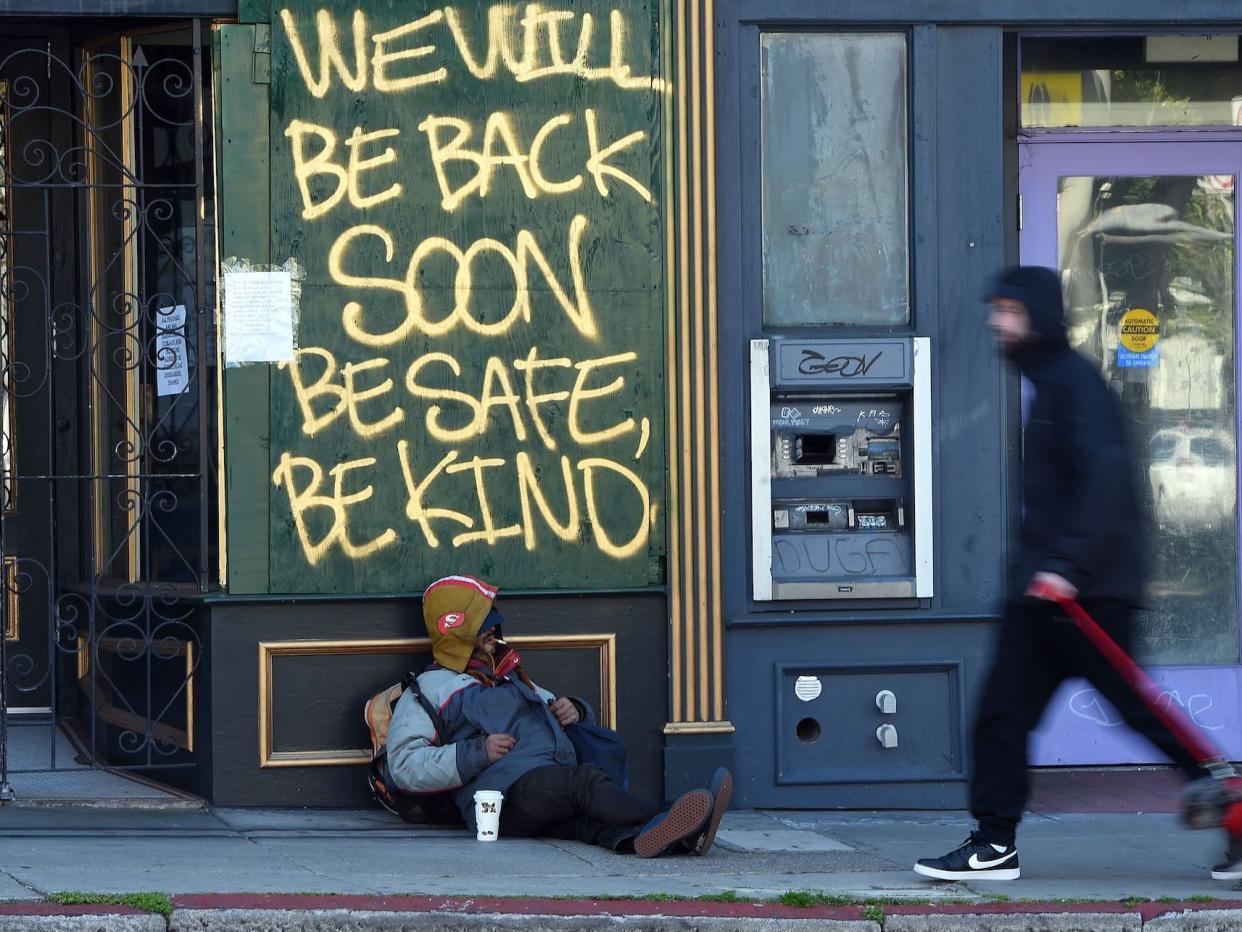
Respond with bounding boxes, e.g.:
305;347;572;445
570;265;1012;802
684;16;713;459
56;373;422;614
223;270;295;365
155;304;189;397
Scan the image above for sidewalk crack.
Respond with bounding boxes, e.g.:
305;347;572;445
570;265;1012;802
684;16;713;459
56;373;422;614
0;865;47;899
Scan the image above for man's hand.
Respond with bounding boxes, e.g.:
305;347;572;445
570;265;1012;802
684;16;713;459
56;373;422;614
485;734;515;763
1026;571;1077;602
548;697;581;727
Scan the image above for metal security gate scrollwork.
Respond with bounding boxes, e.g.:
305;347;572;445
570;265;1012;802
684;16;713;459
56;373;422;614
0;21;214;800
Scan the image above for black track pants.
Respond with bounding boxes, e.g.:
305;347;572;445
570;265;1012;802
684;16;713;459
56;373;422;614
970;598;1205;846
499;764;660;851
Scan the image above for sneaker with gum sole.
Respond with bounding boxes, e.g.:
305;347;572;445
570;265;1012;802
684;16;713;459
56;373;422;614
634;789;713;858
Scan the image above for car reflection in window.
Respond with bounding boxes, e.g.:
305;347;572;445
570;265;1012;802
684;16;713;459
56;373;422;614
1148;427;1236;534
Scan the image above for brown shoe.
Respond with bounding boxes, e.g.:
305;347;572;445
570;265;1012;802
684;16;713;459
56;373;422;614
633;789;713;858
693;768;733;855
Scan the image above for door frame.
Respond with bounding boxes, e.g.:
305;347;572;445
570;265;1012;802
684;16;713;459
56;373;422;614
1019;133;1242;765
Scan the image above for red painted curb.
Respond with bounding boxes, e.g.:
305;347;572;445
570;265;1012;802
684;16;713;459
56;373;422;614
0;904;145;916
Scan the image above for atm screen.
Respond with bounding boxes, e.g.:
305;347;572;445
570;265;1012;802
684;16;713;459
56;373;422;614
795;434;837;465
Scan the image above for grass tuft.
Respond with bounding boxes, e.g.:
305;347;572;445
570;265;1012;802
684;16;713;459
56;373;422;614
698;891;748;903
46;893;172;918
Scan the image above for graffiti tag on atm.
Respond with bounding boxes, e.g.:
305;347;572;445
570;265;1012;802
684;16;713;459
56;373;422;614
773;536;906;576
857;408;893;431
797;348;884;378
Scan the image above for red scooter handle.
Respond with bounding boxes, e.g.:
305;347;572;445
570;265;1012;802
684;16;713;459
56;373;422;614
1027;581;1226;771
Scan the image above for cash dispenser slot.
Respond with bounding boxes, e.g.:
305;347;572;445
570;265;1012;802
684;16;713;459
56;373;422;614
751;337;933;602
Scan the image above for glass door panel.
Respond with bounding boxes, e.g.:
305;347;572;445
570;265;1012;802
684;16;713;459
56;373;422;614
1057;172;1237;665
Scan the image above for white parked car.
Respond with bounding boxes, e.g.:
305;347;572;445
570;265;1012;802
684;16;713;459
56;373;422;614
1147;428;1236;533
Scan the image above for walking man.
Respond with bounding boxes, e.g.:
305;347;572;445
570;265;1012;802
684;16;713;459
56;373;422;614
914;266;1240;881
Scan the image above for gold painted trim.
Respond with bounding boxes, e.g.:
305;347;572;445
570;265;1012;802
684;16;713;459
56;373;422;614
704;0;723;725
691;0;710;723
676;0;693;723
83;39;144;581
258;634;618;769
2;556;17;641
210;59;228;588
666;0;684;729
663;720;734;735
75;634;196;751
119;35;141;584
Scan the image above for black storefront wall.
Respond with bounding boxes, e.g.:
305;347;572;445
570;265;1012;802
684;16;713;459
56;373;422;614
704;0;1242;809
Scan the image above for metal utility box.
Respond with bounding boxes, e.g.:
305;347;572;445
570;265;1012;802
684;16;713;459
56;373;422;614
775;663;963;785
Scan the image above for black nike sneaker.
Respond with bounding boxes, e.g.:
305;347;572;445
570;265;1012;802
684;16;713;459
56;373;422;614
1211;834;1242;880
914;832;1021;880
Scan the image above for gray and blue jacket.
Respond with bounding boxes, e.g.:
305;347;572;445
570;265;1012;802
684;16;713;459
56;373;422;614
385;666;594;829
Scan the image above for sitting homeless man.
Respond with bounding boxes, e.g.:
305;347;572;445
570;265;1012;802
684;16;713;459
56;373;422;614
386;574;733;856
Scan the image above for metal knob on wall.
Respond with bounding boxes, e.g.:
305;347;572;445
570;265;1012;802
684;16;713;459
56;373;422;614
876;723;899;749
875;689;896;714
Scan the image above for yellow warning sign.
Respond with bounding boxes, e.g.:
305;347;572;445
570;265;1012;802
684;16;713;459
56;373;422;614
1022;72;1084;128
1119;308;1159;353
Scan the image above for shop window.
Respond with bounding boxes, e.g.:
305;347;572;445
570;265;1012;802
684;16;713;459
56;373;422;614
1022;35;1242;128
81;29;216;586
759;33;909;327
1058;173;1238;664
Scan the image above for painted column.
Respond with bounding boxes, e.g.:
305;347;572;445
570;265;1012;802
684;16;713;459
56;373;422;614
664;0;732;738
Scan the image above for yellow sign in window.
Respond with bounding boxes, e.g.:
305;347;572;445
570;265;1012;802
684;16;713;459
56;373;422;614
1022;72;1084;128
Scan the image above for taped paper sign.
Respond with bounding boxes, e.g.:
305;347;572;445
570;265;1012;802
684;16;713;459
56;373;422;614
223;269;296;365
155;304;189;397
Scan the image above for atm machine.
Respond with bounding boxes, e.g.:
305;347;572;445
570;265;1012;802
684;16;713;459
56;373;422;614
750;336;933;601
746;336;944;786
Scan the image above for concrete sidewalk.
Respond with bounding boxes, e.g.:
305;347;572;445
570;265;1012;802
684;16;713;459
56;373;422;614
1;805;1242;928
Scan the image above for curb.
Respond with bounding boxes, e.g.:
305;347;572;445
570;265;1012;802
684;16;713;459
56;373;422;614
0;904;163;931
170;910;879;930
7;898;1242;930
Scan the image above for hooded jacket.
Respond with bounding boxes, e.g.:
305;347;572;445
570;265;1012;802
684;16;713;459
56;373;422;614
989;266;1147;604
385;576;593;829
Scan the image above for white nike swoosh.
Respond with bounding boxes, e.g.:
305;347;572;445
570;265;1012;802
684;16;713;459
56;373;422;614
968;850;1017;869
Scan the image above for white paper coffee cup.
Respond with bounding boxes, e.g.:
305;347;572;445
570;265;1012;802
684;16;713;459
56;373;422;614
474;790;503;841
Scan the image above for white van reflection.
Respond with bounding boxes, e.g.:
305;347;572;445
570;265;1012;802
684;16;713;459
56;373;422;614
1148;428;1236;534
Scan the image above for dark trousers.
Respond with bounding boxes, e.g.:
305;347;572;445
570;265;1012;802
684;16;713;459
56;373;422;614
499;763;660;851
971;598;1204;846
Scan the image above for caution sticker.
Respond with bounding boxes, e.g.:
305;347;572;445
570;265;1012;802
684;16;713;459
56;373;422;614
1119;308;1159;353
1117;308;1160;369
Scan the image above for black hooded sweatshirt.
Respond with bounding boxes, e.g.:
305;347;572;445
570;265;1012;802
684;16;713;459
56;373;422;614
990;266;1147;604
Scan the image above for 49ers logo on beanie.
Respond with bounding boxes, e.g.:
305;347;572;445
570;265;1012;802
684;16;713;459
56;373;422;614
437;611;466;634
422;574;500;673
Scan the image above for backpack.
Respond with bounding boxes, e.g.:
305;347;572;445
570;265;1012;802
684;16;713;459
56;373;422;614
364;671;463;825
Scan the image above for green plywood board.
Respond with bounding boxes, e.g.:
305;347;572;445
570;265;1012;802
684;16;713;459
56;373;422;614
258;2;669;593
238;0;270;24
215;24;272;593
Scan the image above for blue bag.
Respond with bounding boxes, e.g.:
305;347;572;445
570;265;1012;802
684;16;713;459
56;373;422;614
566;721;630;790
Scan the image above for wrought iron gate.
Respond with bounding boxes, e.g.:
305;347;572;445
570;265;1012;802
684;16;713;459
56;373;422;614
0;21;214;799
